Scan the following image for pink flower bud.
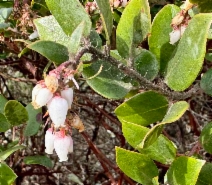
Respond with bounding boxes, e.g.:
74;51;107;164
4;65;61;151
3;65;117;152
32;84;53;109
45;128;55;154
61;88;73;109
169;29;181;45
48;96;68;127
54;134;73;162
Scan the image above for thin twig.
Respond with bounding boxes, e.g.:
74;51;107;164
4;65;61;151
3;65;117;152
70;46;199;100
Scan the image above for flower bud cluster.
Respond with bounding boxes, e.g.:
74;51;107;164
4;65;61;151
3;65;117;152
169;1;192;45
110;0;128;8
31;63;83;162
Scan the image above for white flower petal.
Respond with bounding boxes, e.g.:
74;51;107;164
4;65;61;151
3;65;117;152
61;88;74;109
32;85;53;109
45;128;55;154
169;29;181;45
48;96;68;127
54;135;73;162
29;30;39;40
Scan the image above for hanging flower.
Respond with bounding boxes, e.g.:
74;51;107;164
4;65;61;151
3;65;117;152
121;0;127;7
48;96;68;127
45;128;55;154
32;84;53;109
54;132;73;162
61;88;73;109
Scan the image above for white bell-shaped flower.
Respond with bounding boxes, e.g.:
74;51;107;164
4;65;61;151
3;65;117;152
121;0;127;7
32;84;53;109
61;88;73;109
54;134;73;162
45;128;55;154
169;28;181;45
48;96;68;127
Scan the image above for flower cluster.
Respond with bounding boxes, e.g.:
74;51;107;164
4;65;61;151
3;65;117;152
169;1;192;45
31;63;84;162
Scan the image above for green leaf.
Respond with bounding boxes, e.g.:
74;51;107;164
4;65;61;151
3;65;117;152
116;147;158;184
116;0;151;58
148;5;180;73
122;122;176;164
0;163;17;185
200;122;212;154
95;0;113;42
115;91;168;126
82;60;132;99
0;2;14;8
140;101;189;148
0;8;12;20
0;145;25;161
45;0;91;36
0;94;7;114
90;29;102;49
23;155;53;168
189;0;212;12
69;21;85;57
4;100;28;126
166;156;205;185
165;13;212;91
110;50;127;65
24;104;42;137
152;177;159;185
200;69;212;96
162;101;189;123
196;163;212;185
27;41;69;65
34;15;72;49
205;53;212;61
134;49;159;80
0;113;10;132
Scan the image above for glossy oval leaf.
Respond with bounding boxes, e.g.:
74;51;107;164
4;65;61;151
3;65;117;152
196;163;212;185
95;0;113;42
0;113;10;132
115;91;168;126
141;101;189;148
24;155;53;168
200;69;212;96
27;41;69;65
122;122;176;164
0;163;17;185
166;156;205;185
134;49;159;80
165;13;212;91
45;0;91;36
0;94;7;113
200;122;212;154
0;145;25;161
116;147;158;184
4;100;28;126
82;60;132;99
24;104;42;137
116;0;151;58
34;15;72;49
148;5;180;73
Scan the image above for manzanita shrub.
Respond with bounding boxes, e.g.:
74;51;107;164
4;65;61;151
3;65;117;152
2;0;212;184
